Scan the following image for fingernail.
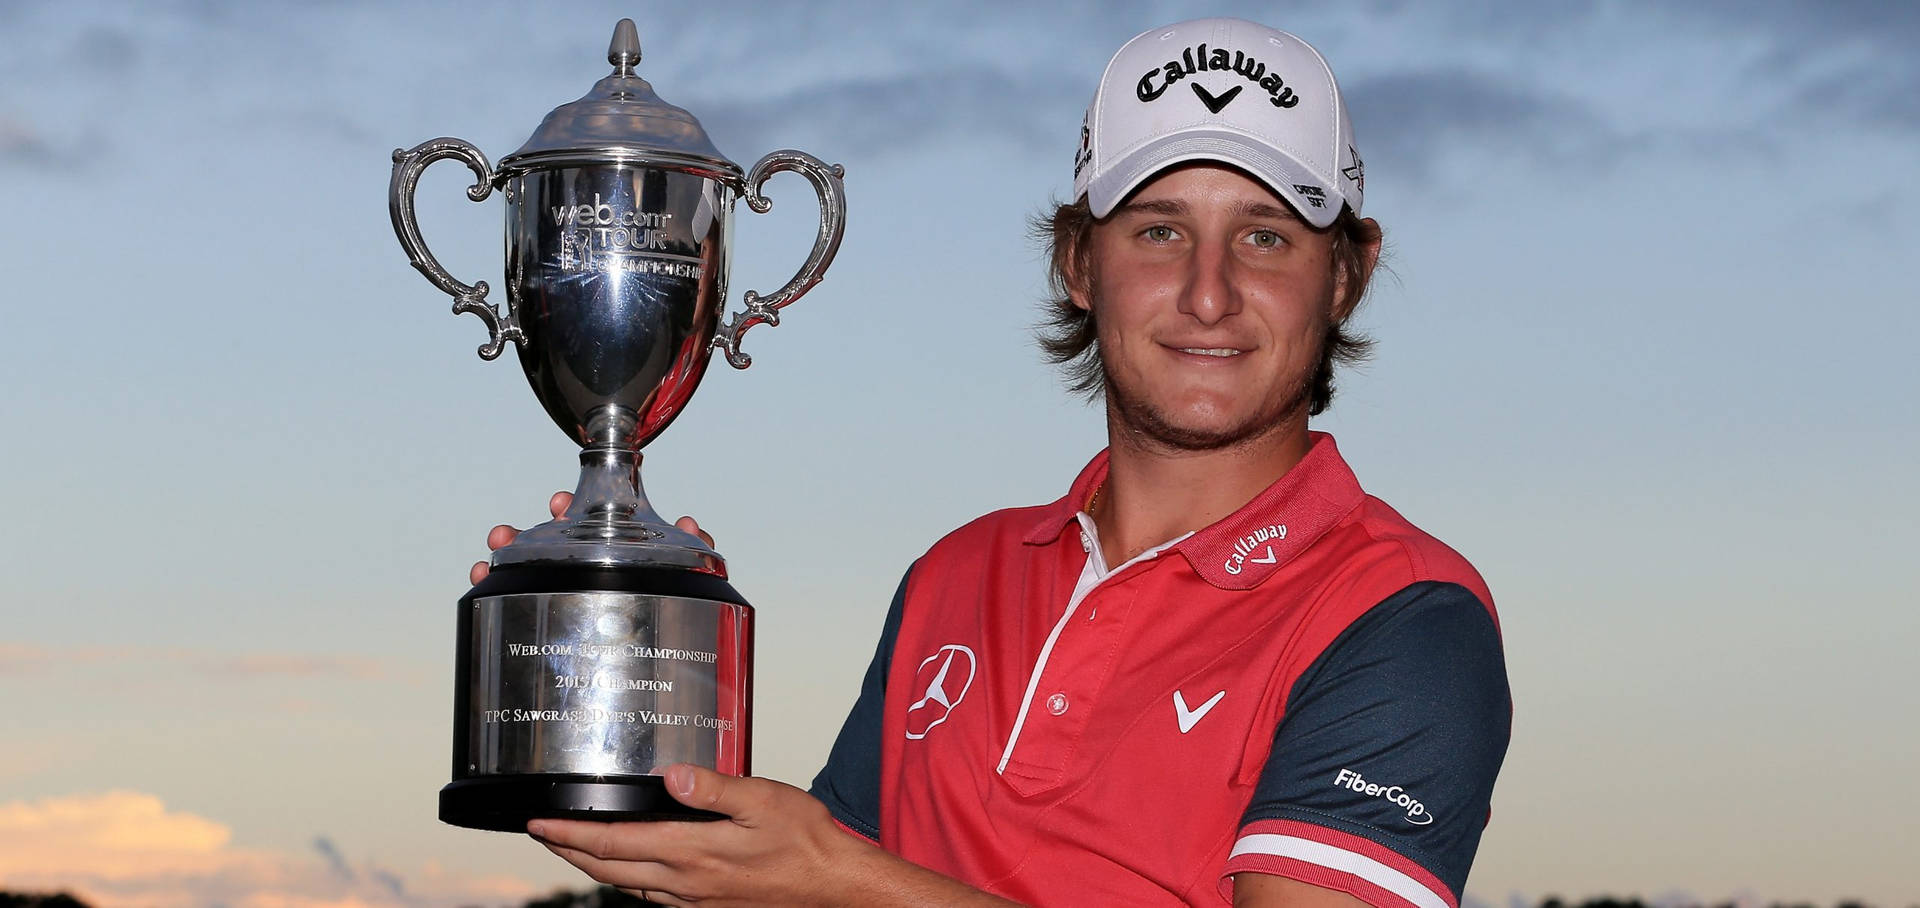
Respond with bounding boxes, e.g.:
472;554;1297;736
527;820;547;837
667;764;695;797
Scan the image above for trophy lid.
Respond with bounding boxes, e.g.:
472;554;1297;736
499;19;739;179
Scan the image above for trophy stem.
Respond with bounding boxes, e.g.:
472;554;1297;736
489;405;724;574
564;406;662;527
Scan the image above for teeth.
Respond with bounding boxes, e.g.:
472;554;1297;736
1178;348;1241;357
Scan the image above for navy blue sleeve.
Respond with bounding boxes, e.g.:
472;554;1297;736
1228;581;1511;906
806;565;912;841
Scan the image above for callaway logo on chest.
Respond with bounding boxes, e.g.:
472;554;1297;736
1135;43;1301;109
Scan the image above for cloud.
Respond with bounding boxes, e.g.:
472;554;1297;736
0;791;231;879
1669;1;1920;133
368;867;408;901
1318;2;1919;192
312;836;355;882
1791;59;1920;132
0;791;535;908
0;642;394;681
1650;890;1703;908
69;23;140;74
0;641;60;673
0;736;65;782
1343;68;1623;179
10;0;1913;184
1451;1;1920;135
189;651;391;680
223;104;380;147
0;115;103;172
697;64;1084;161
1679;0;1920;54
685;0;1920;174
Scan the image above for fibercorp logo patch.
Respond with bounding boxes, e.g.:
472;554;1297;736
904;644;976;740
1334;768;1434;826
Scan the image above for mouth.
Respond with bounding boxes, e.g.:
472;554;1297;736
1172;347;1245;358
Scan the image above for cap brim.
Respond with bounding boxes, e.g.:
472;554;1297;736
1085;130;1344;229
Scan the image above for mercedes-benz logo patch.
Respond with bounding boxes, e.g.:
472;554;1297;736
905;644;976;740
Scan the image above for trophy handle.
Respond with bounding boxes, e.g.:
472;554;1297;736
712;150;847;369
389;137;524;361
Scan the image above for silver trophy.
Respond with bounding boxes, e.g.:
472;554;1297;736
388;19;845;831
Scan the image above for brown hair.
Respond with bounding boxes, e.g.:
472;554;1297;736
1032;199;1381;416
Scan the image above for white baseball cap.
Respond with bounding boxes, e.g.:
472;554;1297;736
1072;18;1363;229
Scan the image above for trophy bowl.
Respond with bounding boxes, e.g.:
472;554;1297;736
387;18;844;830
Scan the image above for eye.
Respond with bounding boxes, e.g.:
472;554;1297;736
1141;224;1178;243
1247;229;1284;249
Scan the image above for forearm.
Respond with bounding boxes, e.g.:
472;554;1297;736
826;833;1023;907
532;766;1022;907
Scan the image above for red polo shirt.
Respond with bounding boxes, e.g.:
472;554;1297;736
811;433;1510;906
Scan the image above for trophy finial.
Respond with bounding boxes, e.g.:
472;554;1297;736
609;19;641;75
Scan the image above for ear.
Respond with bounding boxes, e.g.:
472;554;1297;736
1332;216;1383;320
1065;247;1094;313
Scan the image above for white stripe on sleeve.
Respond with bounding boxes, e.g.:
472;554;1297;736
1229;834;1449;908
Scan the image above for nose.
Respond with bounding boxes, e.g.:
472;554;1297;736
1177;236;1240;325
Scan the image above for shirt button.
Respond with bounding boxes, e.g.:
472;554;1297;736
1047;692;1069;715
1080;532;1092;552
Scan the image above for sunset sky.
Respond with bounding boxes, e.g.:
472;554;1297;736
2;1;1916;906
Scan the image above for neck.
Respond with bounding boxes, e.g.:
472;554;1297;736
1089;412;1312;566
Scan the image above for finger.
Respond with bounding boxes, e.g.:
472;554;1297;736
470;561;490;585
529;817;685;864
662;764;763;822
549;491;573;519
539;837;704;906
535;837;674;892
673;516;714;548
487;524;520;550
625;891;690;908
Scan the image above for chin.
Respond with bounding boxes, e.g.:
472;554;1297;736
1103;361;1308;452
1123;403;1273;452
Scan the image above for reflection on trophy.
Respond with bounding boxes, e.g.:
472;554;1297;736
387;19;845;831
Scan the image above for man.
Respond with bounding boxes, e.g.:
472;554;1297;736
476;17;1509;907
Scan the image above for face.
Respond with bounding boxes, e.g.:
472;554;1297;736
1072;164;1352;453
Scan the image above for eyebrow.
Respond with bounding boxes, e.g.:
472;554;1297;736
1234;200;1302;222
1112;198;1189;218
1109;197;1303;222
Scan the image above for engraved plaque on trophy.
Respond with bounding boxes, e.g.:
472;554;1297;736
387;19;845;830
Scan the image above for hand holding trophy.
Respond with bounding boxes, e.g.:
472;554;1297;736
387;18;845;831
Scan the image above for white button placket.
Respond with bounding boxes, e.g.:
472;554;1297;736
995;512;1193;775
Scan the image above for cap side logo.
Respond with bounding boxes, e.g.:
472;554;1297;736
1135;43;1301;109
1073;117;1092;179
1342;144;1364;192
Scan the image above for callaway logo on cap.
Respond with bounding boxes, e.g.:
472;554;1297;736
1072;18;1363;228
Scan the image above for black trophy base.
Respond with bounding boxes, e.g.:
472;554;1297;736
446;561;750;833
440;774;725;831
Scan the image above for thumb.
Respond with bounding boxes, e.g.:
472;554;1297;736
663;763;755;820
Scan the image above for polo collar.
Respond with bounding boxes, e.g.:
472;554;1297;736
1019;449;1111;546
1019;433;1366;591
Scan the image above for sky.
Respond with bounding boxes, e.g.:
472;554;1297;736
1;0;1917;905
